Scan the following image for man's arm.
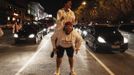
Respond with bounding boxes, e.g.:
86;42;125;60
57;10;64;22
70;10;76;25
75;31;83;51
51;32;58;50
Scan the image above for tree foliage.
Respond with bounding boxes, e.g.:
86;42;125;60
75;0;134;24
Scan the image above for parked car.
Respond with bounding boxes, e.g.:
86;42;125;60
84;24;128;53
13;23;47;44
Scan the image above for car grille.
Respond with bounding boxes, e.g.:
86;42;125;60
113;41;120;45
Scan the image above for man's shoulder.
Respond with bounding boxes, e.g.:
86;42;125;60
58;8;64;12
69;9;74;13
54;29;64;34
72;29;79;35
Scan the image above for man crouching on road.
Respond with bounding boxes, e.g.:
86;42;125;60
51;21;83;75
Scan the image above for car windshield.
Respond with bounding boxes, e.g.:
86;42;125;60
20;25;37;33
119;24;134;33
94;24;117;32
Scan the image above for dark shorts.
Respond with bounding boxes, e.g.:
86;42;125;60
56;46;74;58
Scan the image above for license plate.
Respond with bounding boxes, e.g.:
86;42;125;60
111;45;120;48
20;38;26;40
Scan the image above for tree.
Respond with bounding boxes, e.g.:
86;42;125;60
75;0;134;24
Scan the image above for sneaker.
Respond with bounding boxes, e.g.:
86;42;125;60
54;70;60;75
70;71;76;75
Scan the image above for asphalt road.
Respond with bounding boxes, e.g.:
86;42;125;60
0;30;134;75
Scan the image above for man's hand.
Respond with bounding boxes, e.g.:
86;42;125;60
53;48;57;52
50;48;57;58
75;49;79;54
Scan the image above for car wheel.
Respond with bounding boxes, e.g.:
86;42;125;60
41;35;44;40
85;41;88;45
120;49;126;53
93;43;98;52
15;39;19;44
35;36;40;44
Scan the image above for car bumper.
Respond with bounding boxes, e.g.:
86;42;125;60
96;43;128;51
14;37;36;43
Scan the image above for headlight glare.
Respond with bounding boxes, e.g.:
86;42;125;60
83;30;87;36
29;34;35;38
124;37;128;43
98;36;106;43
43;28;46;31
13;34;18;38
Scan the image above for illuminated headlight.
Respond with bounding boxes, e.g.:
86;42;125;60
83;30;87;36
29;34;35;38
43;28;46;31
124;37;128;43
98;36;106;43
13;34;18;38
50;26;55;29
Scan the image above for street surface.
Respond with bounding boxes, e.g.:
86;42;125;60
0;30;134;75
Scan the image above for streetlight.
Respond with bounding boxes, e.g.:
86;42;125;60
82;1;86;6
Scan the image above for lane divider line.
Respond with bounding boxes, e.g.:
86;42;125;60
15;38;50;75
84;45;115;75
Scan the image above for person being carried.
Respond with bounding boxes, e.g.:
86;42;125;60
56;0;75;31
0;27;4;37
51;21;83;75
12;22;22;33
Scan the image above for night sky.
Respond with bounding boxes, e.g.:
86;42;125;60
29;0;83;17
11;0;83;17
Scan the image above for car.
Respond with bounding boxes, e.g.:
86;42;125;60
39;17;56;32
13;23;47;44
84;24;128;53
119;23;134;33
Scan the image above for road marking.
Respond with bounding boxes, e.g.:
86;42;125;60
15;36;50;75
126;48;134;57
84;45;115;75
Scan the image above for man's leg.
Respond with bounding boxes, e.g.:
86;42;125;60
68;57;74;72
56;57;62;74
55;46;64;75
66;47;76;75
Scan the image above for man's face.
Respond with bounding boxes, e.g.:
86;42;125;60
64;1;72;10
64;24;73;34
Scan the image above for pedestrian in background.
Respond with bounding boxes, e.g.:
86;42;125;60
12;22;22;33
56;0;75;31
0;27;4;37
51;21;83;75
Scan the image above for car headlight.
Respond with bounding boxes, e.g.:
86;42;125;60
98;36;106;43
43;28;46;31
83;30;87;36
13;34;18;38
29;34;35;38
124;37;128;43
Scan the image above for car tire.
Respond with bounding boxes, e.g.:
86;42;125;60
15;39;19;44
85;41;88;45
41;35;44;40
35;36;40;44
92;43;98;52
120;49;126;53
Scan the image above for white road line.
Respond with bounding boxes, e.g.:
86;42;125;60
15;38;50;75
126;48;134;57
83;45;115;75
